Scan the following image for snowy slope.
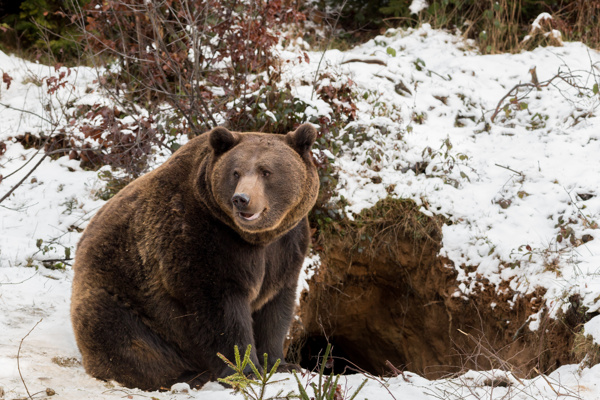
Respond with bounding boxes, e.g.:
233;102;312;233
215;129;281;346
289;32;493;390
284;24;600;331
0;52;108;268
1;266;599;399
2;23;600;399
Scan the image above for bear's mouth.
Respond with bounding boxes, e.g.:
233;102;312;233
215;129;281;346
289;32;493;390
237;209;264;222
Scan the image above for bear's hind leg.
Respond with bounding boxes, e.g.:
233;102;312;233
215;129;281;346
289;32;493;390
72;289;193;391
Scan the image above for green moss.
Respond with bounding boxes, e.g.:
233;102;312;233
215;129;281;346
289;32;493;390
314;196;444;258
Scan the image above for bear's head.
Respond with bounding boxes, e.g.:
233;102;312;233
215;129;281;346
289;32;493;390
199;124;319;244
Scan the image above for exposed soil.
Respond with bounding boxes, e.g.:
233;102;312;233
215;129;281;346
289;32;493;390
289;200;587;378
52;356;82;368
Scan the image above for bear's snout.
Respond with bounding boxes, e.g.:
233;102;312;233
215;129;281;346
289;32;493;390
232;193;250;210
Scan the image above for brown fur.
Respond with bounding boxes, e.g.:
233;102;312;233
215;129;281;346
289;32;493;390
71;124;318;390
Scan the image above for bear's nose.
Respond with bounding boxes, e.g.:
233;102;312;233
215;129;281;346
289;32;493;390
232;193;250;210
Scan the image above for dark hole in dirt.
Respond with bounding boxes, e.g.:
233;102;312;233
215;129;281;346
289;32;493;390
290;198;592;380
297;335;372;375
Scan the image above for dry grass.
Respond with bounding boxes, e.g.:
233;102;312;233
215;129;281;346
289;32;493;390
421;0;600;54
554;0;600;48
573;330;600;369
318;197;444;259
425;327;588;400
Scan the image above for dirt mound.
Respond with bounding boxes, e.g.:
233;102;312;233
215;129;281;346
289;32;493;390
289;199;585;378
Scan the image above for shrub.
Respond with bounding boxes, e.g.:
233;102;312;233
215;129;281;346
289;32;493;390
76;0;305;134
292;343;367;400
218;345;294;400
2;0;312;184
218;344;367;400
551;1;600;47
312;0;408;32
314;0;600;53
0;0;85;64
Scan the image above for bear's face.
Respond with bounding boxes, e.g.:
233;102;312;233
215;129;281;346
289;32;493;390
207;124;318;237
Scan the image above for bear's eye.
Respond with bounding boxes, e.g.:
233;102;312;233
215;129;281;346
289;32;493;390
233;171;240;179
262;170;271;177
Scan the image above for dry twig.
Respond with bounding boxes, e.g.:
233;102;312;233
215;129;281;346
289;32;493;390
494;163;524;176
0;154;47;204
490;72;589;122
17;318;43;400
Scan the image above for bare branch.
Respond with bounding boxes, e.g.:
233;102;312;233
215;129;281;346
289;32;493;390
494;163;524;176
17;318;43;400
490;72;590;122
0;102;53;124
0;153;47;204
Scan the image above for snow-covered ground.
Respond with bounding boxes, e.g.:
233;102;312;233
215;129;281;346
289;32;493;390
283;24;600;333
2;22;600;400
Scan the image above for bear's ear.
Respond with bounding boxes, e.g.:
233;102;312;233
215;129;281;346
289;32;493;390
209;127;240;155
286;123;317;156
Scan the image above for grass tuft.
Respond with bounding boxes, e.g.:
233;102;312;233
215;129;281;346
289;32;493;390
316;197;444;259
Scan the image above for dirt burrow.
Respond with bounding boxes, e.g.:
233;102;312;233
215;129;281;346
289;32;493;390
288;220;585;378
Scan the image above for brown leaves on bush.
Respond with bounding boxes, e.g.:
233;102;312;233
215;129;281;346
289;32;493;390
315;72;358;122
2;72;13;90
72;105;158;176
76;0;305;133
44;64;73;95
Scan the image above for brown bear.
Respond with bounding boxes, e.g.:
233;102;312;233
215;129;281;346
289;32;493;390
71;124;319;391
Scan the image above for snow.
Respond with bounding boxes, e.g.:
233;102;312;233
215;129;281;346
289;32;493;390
296;253;320;304
584;316;600;345
283;23;600;322
523;12;563;44
409;0;428;15
1;265;599;400
2;22;600;400
531;12;552;31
